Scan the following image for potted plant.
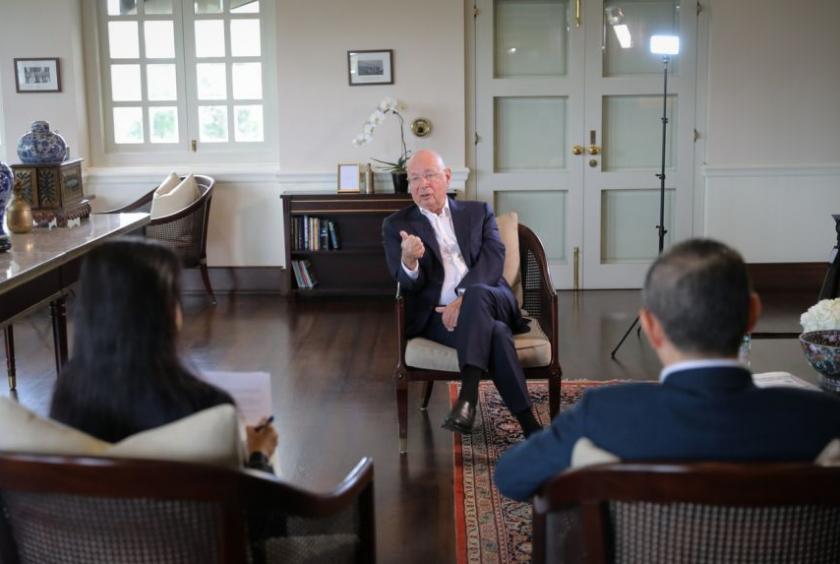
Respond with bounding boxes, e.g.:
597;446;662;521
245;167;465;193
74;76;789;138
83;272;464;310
352;97;411;193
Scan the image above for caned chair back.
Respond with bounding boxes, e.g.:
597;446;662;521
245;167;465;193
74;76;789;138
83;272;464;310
532;461;840;564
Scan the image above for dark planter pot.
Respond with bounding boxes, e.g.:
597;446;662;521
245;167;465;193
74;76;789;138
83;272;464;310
392;171;409;194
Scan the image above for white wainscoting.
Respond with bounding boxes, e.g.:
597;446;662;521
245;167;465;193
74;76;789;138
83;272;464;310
702;165;840;263
85;167;469;268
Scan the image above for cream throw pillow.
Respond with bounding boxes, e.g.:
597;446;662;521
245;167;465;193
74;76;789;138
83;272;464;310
495;211;522;306
150;174;199;220
154;171;182;197
0;396;243;469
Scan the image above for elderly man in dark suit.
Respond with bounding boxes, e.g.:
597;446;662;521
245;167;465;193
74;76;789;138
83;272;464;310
382;149;541;437
495;238;840;501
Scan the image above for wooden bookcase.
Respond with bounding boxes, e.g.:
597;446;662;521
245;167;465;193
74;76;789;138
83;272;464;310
281;192;414;297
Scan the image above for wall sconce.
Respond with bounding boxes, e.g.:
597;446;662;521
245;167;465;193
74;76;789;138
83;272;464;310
410;118;432;138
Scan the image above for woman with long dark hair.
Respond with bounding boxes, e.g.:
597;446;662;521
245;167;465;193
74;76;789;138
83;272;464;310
50;238;276;468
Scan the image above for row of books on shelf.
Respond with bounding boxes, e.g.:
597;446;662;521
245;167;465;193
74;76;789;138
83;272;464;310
291;260;318;289
291;216;340;251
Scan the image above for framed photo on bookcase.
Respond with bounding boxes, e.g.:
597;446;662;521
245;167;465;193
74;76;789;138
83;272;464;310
337;163;362;193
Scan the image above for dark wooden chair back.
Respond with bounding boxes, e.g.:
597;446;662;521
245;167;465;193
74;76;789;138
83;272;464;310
532;461;840;564
0;453;374;564
393;222;562;453
105;175;217;303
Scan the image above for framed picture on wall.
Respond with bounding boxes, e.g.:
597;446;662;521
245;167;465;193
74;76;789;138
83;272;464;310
14;58;61;93
347;50;393;86
337;163;362;193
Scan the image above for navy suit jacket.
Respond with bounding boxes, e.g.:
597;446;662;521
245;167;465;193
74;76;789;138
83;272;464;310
382;198;519;336
495;366;840;501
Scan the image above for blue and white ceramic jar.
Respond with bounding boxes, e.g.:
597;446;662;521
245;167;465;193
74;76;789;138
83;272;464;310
0;161;13;247
17;121;67;164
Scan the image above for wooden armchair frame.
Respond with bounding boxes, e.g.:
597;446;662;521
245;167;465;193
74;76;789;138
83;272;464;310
394;223;562;453
105;175;216;303
0;452;375;564
533;461;840;564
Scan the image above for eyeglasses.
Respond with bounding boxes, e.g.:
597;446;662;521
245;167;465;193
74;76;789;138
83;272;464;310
408;171;443;187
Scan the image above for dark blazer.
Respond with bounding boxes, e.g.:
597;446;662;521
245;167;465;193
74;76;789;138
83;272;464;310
494;365;840;501
382;198;519;336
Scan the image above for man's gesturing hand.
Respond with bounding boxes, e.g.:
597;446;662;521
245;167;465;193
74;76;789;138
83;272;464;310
400;230;425;269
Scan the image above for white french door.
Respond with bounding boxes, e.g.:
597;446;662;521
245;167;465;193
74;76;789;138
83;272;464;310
473;0;697;289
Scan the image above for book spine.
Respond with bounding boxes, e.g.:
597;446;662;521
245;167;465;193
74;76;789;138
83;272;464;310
328;220;340;250
291;260;303;289
303;259;318;287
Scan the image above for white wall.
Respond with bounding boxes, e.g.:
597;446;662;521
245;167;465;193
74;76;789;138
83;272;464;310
701;0;840;261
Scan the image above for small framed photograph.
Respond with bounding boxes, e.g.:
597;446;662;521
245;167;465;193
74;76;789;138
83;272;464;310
347;49;393;86
14;58;61;93
337;163;362;193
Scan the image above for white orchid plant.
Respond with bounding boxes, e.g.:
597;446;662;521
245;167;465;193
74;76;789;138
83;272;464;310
801;298;840;333
352;97;410;174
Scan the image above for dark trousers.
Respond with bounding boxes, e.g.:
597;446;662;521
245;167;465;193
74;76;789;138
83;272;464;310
422;284;531;413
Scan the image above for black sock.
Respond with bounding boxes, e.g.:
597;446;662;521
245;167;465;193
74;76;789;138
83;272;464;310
514;408;542;438
458;365;482;404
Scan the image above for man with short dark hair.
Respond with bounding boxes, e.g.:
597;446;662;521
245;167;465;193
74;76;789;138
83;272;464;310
495;238;840;501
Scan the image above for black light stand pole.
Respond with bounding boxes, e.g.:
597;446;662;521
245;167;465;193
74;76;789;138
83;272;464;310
611;55;671;358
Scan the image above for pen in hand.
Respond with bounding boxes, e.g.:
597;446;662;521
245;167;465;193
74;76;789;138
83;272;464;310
254;415;274;432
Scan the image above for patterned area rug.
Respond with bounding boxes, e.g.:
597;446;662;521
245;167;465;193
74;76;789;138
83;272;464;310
452;379;624;564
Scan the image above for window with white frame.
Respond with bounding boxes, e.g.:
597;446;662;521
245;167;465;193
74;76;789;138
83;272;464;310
95;0;274;162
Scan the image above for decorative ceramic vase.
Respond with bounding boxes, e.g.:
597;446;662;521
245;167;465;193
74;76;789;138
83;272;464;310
17;121;68;164
392;171;409;194
0;161;12;251
6;180;33;234
799;330;840;393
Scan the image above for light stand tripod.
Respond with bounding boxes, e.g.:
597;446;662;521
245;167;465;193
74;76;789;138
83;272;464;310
611;42;676;358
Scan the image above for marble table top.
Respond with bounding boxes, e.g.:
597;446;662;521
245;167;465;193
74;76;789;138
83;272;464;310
0;213;149;294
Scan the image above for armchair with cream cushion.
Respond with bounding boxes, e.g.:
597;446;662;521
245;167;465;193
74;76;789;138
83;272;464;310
394;213;562;453
106;174;216;303
0;396;376;563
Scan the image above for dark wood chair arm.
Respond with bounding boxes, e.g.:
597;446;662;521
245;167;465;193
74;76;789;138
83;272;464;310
395;283;408;367
518;224;558;354
101;189;155;214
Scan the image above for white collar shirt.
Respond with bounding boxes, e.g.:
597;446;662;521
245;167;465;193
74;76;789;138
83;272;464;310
659;359;746;383
401;199;469;305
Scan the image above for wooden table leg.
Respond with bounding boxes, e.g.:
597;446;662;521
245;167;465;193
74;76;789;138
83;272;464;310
50;297;68;373
4;326;15;391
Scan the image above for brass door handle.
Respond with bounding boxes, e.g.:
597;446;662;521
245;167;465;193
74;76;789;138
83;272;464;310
587;145;601;155
572;145;584;155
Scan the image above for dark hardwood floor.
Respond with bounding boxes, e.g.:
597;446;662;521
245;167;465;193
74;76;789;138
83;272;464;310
1;289;818;563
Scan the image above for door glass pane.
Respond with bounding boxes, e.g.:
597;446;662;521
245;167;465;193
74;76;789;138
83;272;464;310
195;0;223;14
496;190;567;261
199;105;228;142
603;0;680;76
230;19;261;56
601;189;674;262
495;0;568;77
113;107;144;144
197;63;227;99
234;104;264;142
195;20;226;57
144;0;173;15
149;107;179;143
147;64;177;100
231;0;260;13
108;0;137;15
144;21;175;59
108;22;140;59
110;65;142;101
495;97;566;172
602;95;676;171
232;63;262;99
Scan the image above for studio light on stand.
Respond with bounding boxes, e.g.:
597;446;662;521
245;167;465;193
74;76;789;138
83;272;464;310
611;34;680;359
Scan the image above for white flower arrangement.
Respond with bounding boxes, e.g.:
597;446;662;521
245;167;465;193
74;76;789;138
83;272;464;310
801;298;840;332
351;97;410;173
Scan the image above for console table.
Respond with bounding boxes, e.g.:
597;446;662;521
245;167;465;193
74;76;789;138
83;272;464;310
1;213;149;389
281;192;415;297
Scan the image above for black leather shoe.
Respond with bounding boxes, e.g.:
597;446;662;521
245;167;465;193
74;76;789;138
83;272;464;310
442;399;476;434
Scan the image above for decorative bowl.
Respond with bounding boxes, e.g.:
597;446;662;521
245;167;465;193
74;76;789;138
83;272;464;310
799;330;840;393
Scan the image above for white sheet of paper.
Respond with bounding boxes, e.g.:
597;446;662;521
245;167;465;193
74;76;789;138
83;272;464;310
752;371;820;391
199;371;273;425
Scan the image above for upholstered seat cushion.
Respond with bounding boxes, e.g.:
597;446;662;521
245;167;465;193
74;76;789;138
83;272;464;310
0;396;243;469
404;316;551;371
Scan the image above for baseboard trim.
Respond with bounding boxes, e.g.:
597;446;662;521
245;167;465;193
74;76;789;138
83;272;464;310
748;262;826;294
182;267;288;295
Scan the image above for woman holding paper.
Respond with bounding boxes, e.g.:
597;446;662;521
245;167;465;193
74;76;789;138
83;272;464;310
49;238;277;471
